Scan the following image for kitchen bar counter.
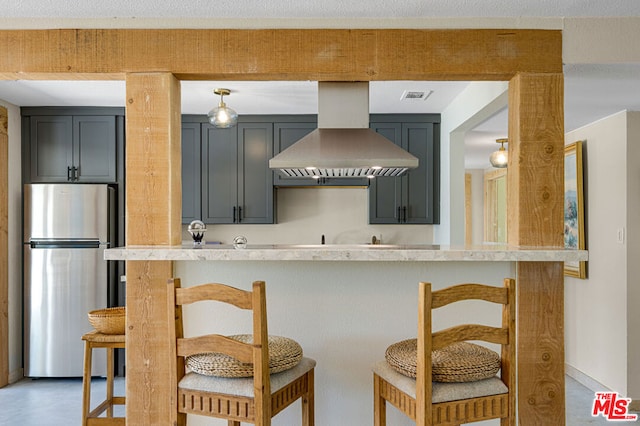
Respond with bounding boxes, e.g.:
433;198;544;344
110;244;587;425
105;243;588;262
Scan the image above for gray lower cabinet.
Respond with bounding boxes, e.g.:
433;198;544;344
201;122;274;224
369;117;440;224
27;114;117;183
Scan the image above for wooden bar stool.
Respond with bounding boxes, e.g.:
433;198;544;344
81;330;126;425
167;278;316;425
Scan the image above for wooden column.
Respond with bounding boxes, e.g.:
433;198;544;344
124;73;181;425
0;106;8;388
508;73;565;424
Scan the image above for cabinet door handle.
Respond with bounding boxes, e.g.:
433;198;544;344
67;166;73;181
233;206;237;223
238;206;242;223
402;206;407;223
397;206;401;223
73;166;79;181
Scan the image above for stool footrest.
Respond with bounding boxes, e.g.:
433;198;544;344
111;396;126;405
88;397;126;418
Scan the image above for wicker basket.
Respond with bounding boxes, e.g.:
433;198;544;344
88;307;126;335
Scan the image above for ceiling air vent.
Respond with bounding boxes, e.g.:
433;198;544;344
400;90;433;101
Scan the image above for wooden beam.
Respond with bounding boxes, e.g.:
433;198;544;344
508;73;565;425
0;106;7;388
0;29;562;81
124;73;181;424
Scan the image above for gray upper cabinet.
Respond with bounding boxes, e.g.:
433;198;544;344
201;122;274;224
369;115;440;224
74;116;117;182
368;122;403;222
273;121;316;186
181;122;201;224
28;115;73;182
237;123;274;223
201;124;239;223
184;114;438;226
26;112;117;183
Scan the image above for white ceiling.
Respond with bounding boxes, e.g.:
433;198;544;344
4;0;640;19
2;1;640;168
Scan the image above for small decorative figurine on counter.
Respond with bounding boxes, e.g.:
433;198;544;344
188;220;207;247
233;235;247;249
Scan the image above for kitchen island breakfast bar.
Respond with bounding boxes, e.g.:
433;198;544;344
106;245;587;425
106;243;587;263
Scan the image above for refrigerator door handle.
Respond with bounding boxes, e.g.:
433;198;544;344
29;240;101;249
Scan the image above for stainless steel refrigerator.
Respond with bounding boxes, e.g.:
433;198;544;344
23;183;115;377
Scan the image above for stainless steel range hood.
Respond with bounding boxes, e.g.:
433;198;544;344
269;82;419;178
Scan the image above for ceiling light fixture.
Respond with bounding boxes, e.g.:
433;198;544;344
489;138;508;168
208;88;238;128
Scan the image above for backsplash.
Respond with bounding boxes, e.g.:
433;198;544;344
181;187;434;245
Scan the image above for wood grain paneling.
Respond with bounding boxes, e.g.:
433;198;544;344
0;29;561;81
516;261;566;425
125;73;182;246
508;73;565;247
124;73;181;424
0;106;7;388
124;260;175;424
508;73;565;425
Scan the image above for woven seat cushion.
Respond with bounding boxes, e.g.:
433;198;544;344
186;334;303;378
385;339;501;383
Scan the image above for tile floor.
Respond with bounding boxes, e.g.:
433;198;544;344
0;376;125;425
0;375;637;425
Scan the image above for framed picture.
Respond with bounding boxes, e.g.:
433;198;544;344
564;141;586;278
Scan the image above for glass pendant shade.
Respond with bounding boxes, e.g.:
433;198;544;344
208;88;238;128
208;102;238;128
489;139;508;168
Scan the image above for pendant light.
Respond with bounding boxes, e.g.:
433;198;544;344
208;88;238;128
489;138;508;168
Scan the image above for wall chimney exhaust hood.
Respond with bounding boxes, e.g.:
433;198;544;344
269;82;419;178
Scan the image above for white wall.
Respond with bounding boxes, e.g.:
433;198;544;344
564;111;640;398
467;169;486;245
183;187;434;245
175;260;514;426
563;18;640;64
437;81;508;245
0;99;22;383
626;112;640;402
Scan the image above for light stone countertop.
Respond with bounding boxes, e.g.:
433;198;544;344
104;243;588;262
